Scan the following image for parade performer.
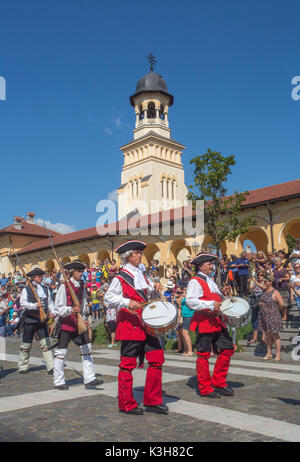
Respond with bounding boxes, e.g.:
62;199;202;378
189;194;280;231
104;240;168;415
53;260;101;390
18;267;55;374
186;253;235;398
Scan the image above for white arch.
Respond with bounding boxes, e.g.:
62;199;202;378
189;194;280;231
77;245;93;254
60;248;75;257
278;213;300;244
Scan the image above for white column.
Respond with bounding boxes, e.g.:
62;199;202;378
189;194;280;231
163;179;167;199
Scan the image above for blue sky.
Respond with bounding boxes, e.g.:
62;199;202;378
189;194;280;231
0;0;299;233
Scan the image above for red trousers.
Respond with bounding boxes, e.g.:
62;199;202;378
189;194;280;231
196;349;234;395
118;349;164;412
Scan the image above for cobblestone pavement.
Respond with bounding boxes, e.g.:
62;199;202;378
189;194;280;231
1;337;300;442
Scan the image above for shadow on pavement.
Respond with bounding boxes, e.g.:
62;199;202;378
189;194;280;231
276;397;300;406
0;367;18;379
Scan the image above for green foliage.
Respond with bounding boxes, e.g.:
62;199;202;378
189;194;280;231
286;234;296;256
92;322;111;345
165;330;197;351
187;148;257;256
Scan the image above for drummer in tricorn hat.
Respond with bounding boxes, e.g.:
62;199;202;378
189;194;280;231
186;253;235;398
104;240;169;415
18;267;55;375
53;260;102;390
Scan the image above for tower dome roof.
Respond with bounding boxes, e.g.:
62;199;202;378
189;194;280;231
130;70;174;106
136;70;168;93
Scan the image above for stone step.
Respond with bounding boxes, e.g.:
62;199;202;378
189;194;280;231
238;339;294;353
280;326;299;335
281;327;300;334
287;315;300;321
287;320;300;326
277;332;298;341
289;309;299;314
240;333;296;344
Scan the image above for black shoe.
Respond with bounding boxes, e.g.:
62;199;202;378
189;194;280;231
144;404;169;414
214;386;234;396
54;384;69;390
201;391;222;399
18;370;28;374
85;378;103;389
47;369;54;375
120;406;144;415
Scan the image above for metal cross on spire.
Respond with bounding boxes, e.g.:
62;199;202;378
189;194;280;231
146;52;157;72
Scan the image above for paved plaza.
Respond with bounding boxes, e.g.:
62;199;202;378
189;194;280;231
1;338;300;442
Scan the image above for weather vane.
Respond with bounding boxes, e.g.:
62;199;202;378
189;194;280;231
146;52;157;72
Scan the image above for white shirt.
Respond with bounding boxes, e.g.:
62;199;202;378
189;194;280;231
54;277;87;318
291;249;300;270
20;283;55;315
104;263;155;311
186;272;223;312
139;263;146;273
290;274;300;296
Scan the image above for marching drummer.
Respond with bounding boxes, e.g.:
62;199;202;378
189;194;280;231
104;240;169;415
186;252;235;398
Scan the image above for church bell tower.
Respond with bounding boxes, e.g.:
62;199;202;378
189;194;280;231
117;55;188;220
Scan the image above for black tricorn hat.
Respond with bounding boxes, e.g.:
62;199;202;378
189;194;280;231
27;267;45;277
114;240;147;255
190;252;218;266
63;260;86;271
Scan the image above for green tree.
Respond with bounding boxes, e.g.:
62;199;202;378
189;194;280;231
286;234;296;256
187;149;257;283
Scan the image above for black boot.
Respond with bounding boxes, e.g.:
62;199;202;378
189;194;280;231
201;390;222;399
54;384;69;390
213;386;234;396
119;406;144;415
85;378;103;389
144;404;169;414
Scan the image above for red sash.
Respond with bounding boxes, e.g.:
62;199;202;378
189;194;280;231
189;275;225;334
115;269;148;341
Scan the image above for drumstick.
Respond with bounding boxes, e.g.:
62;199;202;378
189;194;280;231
145;272;171;311
140;298;161;307
221;305;235;313
143;315;167;321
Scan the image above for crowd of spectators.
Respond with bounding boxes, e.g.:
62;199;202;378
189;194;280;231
1;239;300;362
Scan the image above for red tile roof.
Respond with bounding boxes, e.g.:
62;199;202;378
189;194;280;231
0;220;61;238
243;179;300;207
17;179;300;255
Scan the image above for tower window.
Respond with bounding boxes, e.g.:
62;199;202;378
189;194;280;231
147;102;156;119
